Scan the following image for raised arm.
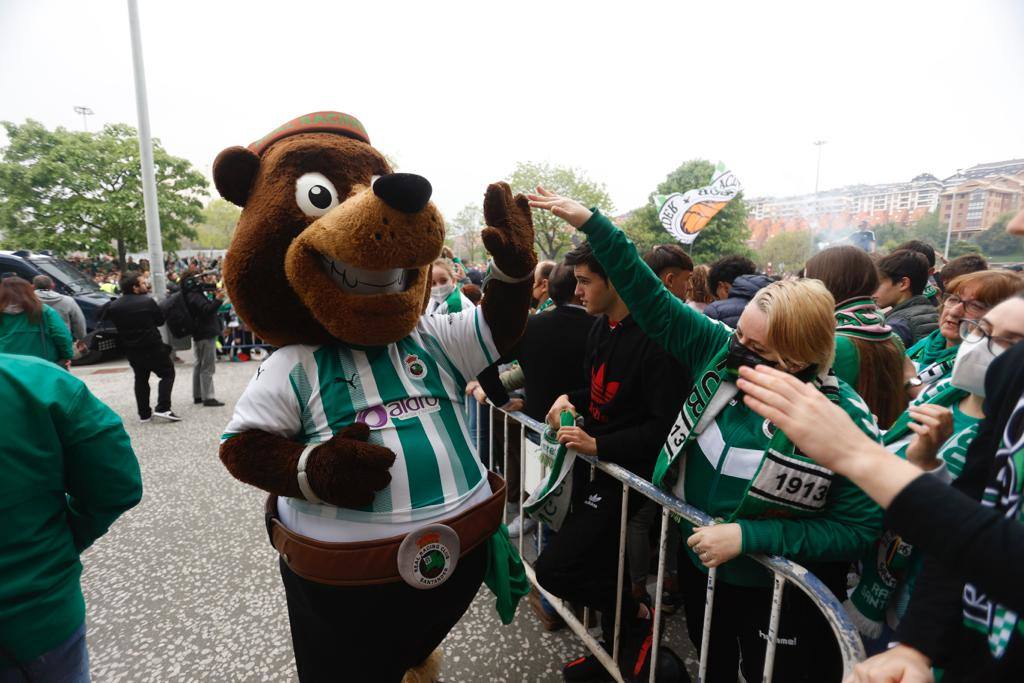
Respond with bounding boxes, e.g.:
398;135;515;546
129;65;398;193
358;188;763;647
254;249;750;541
527;188;729;370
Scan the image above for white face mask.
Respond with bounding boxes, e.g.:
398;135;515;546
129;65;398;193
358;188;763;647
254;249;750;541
430;282;455;303
950;336;1004;397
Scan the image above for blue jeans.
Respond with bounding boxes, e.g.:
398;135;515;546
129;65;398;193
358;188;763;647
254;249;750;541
0;623;89;683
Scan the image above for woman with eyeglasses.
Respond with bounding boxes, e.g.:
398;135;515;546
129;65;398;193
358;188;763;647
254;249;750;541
905;270;1023;396
844;285;1024;650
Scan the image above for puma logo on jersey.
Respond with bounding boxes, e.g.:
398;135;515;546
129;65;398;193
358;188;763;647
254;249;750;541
334;373;358;388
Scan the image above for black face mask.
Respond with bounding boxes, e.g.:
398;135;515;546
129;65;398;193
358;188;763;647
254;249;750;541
725;335;778;374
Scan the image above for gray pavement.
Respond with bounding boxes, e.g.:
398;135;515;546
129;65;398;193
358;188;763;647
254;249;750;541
74;351;697;682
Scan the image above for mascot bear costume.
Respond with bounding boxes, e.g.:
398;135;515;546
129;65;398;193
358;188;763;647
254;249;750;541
214;112;535;682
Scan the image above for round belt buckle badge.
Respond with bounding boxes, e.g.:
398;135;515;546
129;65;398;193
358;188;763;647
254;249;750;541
397;523;461;590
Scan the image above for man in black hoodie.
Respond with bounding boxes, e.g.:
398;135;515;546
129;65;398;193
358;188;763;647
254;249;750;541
534;242;690;681
182;273;225;407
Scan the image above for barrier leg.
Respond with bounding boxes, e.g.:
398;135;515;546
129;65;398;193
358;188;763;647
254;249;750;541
649;506;670;683
698;566;717;683
761;573;785;683
611;483;629;672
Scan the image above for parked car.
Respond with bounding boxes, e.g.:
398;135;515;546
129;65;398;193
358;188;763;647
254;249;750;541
0;250;119;365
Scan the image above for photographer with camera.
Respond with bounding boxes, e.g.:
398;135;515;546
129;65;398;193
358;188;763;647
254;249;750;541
182;271;225;408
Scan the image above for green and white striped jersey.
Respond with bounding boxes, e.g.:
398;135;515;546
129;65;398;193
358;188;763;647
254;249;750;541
223;307;498;542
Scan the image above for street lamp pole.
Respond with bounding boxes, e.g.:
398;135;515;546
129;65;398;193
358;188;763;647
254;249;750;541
126;0;167;300
73;106;94;132
812;140;826;254
943;169;962;260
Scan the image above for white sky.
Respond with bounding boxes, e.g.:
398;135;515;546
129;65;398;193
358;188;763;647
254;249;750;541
2;0;1022;220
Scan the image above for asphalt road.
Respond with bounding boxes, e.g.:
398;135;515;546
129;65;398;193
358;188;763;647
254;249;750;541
73;351;696;682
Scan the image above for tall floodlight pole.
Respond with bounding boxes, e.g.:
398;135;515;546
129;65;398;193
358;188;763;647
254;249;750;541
126;0;166;300
812;140;826;254
943;169;962;259
73;106;94;132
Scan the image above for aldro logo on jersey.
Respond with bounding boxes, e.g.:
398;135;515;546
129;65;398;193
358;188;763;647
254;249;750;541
404;354;428;380
356;396;442;430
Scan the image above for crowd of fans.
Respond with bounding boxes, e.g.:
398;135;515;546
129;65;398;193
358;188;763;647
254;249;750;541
2;203;1023;681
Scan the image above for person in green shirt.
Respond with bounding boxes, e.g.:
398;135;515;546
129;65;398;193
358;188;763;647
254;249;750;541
906;270;1023;398
804;246;909;430
0;276;74;367
0;353;142;681
531;188;883;682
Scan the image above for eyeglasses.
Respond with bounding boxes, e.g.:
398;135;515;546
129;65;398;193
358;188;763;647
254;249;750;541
959;319;1019;355
943;294;991;318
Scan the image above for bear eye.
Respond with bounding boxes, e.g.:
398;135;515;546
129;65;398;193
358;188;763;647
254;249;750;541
295;172;339;217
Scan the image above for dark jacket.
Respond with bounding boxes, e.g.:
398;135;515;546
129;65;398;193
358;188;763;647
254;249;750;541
101;294;165;351
479;304;595;423
184;289;224;341
704;274;773;328
884;295;938;345
895;342;1024;681
565;314;691;479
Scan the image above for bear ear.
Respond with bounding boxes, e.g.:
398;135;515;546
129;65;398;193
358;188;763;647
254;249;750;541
213;146;260;207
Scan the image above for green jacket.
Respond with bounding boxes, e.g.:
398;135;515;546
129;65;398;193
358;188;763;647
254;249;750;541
0;305;74;364
0;353;142;662
581;211;883;587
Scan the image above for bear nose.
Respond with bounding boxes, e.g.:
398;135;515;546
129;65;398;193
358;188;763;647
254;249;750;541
372;173;433;214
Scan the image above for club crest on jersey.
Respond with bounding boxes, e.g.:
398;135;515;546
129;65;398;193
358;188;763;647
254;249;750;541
397;524;460;590
404;354;428;380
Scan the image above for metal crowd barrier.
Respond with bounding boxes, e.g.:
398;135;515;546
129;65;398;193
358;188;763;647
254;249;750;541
470;400;866;683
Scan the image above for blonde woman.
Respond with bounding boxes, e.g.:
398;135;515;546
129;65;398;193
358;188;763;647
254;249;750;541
533;188;882;682
426;258;472;315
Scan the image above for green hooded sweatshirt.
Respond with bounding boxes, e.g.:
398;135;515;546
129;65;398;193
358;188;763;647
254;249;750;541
580;211;883;587
0;353;142;662
0;305;74;363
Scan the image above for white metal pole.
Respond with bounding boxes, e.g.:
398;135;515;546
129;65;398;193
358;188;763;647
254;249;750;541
126;0;167;300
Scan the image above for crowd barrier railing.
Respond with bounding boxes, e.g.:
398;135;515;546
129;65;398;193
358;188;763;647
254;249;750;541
471;400;866;683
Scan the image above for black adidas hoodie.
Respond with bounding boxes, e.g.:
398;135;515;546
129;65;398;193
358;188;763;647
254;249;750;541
566;314;691;479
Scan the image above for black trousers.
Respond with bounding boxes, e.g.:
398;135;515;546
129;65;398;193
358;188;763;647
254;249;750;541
278;543;487;683
678;555;842;683
125;344;175;418
534;475;643;642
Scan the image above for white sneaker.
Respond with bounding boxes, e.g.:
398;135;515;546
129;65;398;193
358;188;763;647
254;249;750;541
152;410;183;422
507;515;537;538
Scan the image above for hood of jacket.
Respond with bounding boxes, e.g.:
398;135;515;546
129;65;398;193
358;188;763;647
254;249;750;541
728;274;773;301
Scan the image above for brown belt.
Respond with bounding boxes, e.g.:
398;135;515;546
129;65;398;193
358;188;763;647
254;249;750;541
265;471;506;586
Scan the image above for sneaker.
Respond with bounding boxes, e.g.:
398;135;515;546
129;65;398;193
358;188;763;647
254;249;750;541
152;410;183;422
194;398;203;405
528;588;565;632
139;415;152;423
203;399;226;407
562;644;610;682
658;590;683;615
507;514;537;538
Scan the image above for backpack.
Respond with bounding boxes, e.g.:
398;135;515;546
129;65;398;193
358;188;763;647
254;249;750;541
161;291;195;338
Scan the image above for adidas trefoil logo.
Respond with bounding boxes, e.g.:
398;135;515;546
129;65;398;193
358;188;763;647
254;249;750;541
584;493;602;508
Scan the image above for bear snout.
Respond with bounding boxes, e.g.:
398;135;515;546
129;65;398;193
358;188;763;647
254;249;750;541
372;173;432;214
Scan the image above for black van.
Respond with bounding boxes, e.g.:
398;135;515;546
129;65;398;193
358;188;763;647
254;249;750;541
0;250;118;364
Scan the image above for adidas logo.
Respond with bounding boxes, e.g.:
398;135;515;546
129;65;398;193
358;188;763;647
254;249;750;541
584;493;602;508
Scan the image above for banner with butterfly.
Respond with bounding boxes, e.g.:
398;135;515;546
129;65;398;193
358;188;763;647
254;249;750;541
654;163;743;245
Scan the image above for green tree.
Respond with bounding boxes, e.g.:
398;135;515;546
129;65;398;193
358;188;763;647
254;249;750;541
908;211;946;250
191;198;240;249
973;213;1020;257
949;240;982;259
507;162;614;259
621;160;750;263
760;230;812;274
447;203;484;263
0;119;206;268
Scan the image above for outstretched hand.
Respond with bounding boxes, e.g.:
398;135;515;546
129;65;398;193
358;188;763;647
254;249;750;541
527;186;593;229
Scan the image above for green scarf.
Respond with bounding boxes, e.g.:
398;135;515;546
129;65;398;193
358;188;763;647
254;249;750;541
846;379;968;637
652;338;842;520
444;287;464;314
908;329;957;368
535;298;554;314
834;297;892;342
484;525;529;624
